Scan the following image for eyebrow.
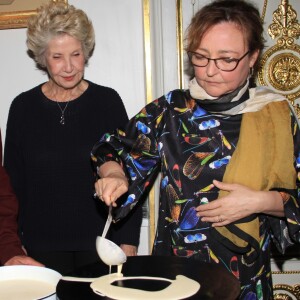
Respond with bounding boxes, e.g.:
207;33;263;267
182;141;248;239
195;49;241;56
48;48;83;54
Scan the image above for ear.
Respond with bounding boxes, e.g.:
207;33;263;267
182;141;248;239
249;49;260;68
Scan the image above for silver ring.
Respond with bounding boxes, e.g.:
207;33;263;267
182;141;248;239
94;192;102;199
218;216;223;222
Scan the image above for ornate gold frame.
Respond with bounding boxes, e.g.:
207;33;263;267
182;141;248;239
143;0;155;249
273;283;300;299
0;0;67;30
176;0;184;89
257;0;300;118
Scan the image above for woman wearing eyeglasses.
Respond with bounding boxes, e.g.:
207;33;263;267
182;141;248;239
92;0;300;298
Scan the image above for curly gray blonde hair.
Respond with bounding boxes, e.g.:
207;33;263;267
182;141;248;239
27;2;95;68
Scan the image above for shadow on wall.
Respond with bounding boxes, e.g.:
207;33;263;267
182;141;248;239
271;243;300;270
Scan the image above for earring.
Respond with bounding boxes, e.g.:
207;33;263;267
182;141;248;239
249;67;254;77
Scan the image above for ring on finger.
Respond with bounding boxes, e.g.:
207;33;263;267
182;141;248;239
95;192;102;199
218;216;223;222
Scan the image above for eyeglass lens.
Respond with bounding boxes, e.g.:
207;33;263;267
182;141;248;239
189;51;249;71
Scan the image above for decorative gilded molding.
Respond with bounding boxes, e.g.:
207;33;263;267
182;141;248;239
272;270;300;275
176;0;184;89
0;0;67;30
257;0;300;118
267;0;300;44
143;0;155;251
143;0;152;104
261;0;268;23
273;283;300;300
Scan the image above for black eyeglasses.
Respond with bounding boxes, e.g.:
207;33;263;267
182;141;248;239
187;50;250;72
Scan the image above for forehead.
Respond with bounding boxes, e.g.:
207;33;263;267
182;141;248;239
47;34;82;51
198;22;247;52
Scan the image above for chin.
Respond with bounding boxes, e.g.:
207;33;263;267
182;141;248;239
205;90;224;98
205;86;234;98
59;79;82;90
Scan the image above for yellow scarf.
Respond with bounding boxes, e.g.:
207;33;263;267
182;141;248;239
211;100;296;263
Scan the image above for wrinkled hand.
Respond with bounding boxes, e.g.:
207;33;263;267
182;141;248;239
195;179;260;227
95;172;128;207
120;244;138;256
4;255;44;267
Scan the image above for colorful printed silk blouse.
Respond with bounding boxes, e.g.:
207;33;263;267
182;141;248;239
92;89;300;299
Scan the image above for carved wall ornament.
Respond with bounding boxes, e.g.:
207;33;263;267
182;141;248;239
273;283;300;300
257;0;300;118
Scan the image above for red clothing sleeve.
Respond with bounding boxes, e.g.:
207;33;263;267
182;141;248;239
0;132;24;265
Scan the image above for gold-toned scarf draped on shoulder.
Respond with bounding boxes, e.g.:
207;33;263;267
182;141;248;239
211;100;296;263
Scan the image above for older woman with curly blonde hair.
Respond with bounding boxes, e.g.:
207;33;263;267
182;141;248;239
2;2;142;274
27;2;95;68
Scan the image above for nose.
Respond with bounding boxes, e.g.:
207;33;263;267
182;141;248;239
206;59;219;77
63;57;73;73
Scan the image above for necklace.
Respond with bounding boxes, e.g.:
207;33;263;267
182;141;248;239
56;100;69;125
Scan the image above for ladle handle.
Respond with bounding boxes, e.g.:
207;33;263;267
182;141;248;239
101;205;112;238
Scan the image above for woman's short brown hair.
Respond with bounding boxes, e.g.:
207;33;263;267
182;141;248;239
185;0;265;73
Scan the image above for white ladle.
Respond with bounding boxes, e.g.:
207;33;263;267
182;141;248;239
96;206;127;273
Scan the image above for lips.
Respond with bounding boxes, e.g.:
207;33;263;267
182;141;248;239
205;80;221;84
63;76;75;81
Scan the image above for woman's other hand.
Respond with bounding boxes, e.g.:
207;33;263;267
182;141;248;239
95;161;128;207
195;179;284;226
4;255;44;267
120;244;138;256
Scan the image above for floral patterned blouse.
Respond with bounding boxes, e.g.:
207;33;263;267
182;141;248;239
92;89;300;299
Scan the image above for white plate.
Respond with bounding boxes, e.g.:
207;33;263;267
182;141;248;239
0;265;62;300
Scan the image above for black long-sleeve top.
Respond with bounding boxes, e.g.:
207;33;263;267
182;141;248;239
4;80;142;252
